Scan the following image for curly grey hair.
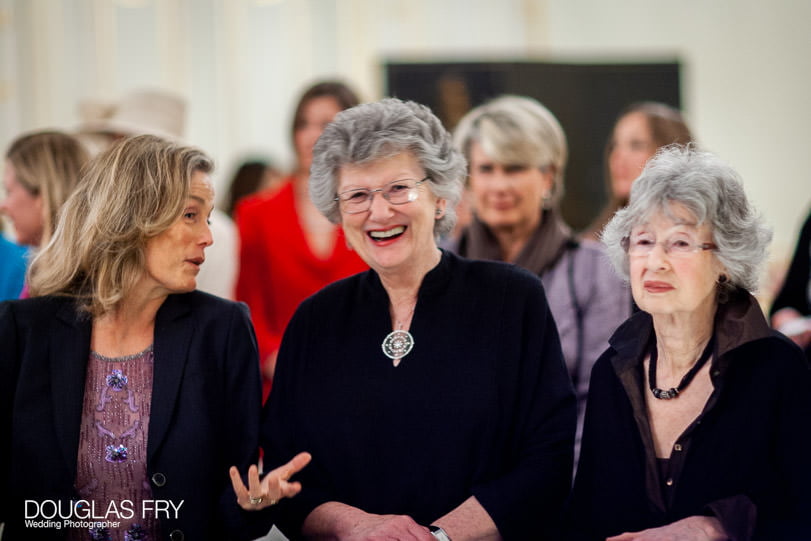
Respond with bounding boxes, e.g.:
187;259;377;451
309;98;466;238
453;95;568;205
601;144;772;296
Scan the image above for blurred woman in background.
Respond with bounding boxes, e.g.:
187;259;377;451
1;130;87;299
582;102;692;241
452;95;629;456
235;81;368;399
1;130;88;285
2;130;88;249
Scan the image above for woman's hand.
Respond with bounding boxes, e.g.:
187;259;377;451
302;501;435;540
339;513;434;541
229;451;312;511
607;515;727;541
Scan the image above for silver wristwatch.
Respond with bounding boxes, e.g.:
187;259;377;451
429;525;452;541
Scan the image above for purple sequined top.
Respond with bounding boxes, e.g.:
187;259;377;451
69;345;159;541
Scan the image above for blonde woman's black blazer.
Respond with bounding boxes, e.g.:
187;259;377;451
0;291;262;540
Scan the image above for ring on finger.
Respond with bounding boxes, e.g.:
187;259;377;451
249;496;264;505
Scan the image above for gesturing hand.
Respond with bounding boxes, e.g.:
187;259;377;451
229;451;312;511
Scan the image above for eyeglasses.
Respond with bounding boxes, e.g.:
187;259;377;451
622;235;716;258
334;177;429;214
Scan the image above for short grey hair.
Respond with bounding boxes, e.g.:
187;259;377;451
453;95;568;204
309;98;466;238
602;144;772;296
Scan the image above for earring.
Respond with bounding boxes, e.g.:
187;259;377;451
435;208;442;217
718;274;728;284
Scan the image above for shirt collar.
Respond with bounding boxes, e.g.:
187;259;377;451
608;288;772;376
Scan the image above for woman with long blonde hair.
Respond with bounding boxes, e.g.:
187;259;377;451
2;135;307;540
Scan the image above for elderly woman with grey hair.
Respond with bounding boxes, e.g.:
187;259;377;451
567;145;811;540
257;98;575;540
452;95;630;458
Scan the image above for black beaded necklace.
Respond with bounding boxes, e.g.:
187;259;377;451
648;335;715;400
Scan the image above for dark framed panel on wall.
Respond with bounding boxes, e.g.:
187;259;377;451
384;60;683;231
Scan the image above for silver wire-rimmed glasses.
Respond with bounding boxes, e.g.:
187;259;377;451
334;177;430;214
621;234;717;258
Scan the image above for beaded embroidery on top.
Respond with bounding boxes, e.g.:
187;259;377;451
70;344;158;541
106;369;128;391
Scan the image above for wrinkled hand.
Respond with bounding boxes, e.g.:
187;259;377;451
341;513;435;541
607;516;727;541
229;451;311;511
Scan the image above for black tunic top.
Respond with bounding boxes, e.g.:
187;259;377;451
261;250;576;540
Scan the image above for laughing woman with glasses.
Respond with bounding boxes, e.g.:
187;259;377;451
252;98;576;540
566;145;811;540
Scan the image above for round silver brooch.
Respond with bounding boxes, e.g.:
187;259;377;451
381;330;414;360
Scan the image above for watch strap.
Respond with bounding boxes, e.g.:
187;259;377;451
429;525;452;541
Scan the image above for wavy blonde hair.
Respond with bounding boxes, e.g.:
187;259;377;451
28;135;212;316
5;130;89;246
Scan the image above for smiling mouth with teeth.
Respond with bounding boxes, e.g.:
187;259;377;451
369;226;406;240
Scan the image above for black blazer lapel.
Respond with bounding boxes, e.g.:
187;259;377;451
147;294;194;462
51;300;92;482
